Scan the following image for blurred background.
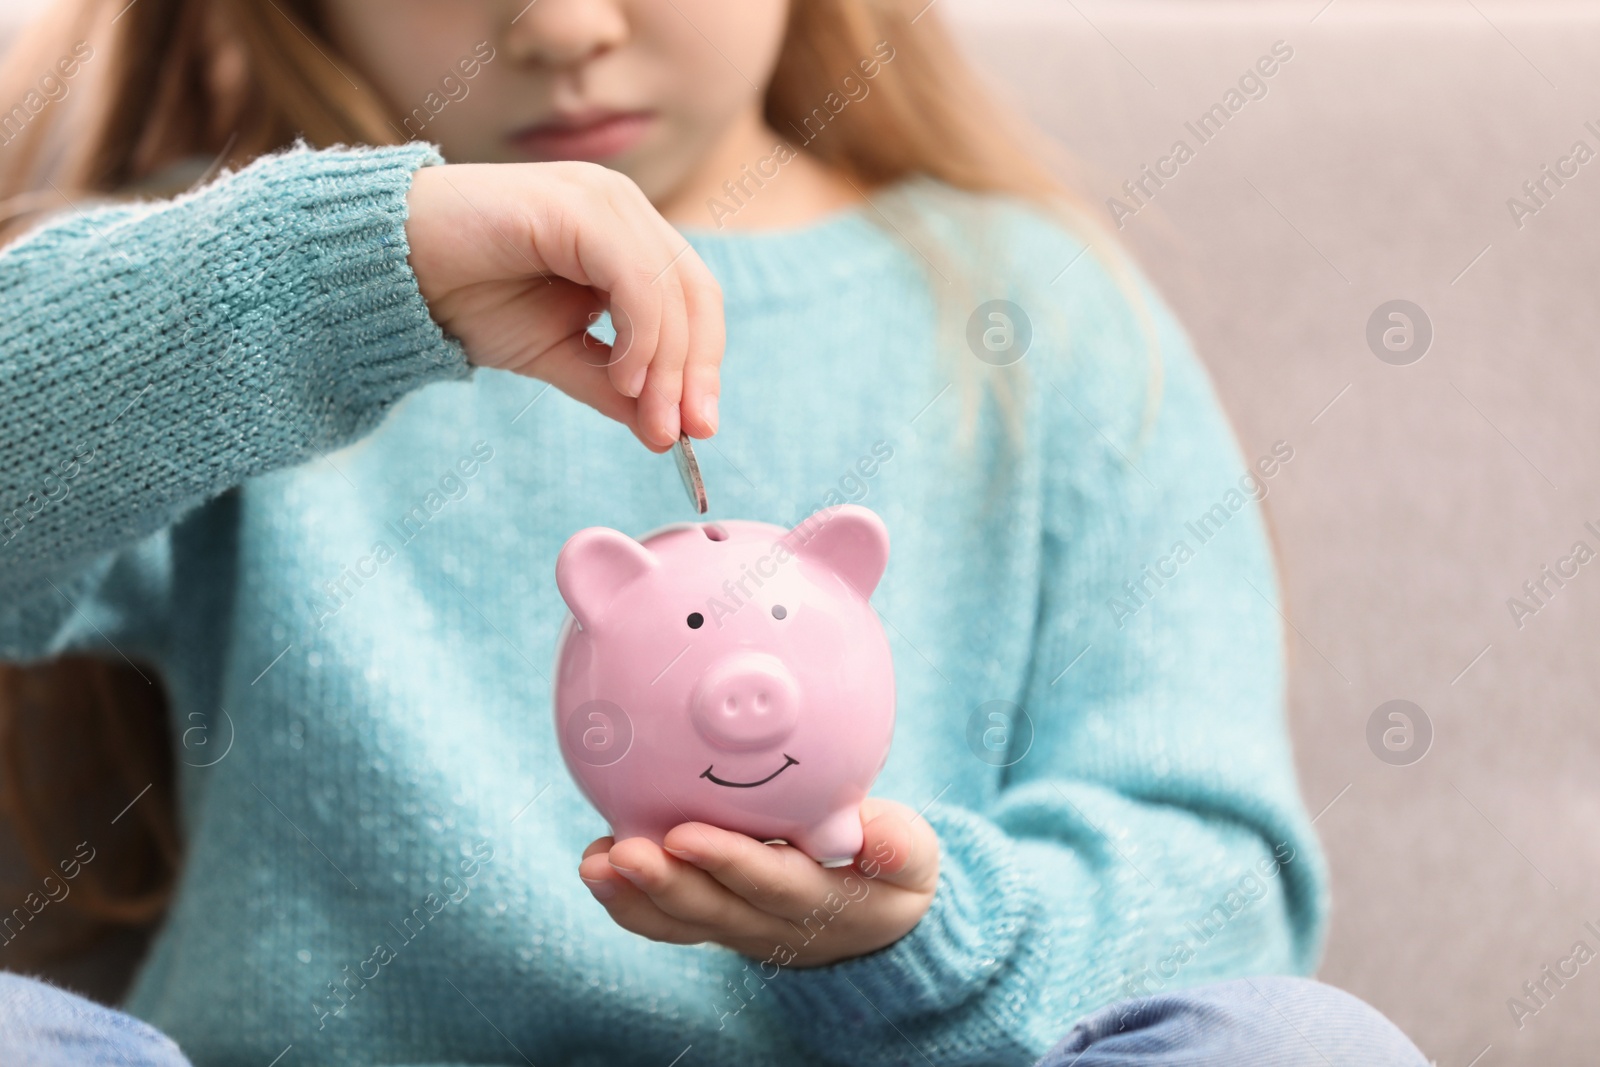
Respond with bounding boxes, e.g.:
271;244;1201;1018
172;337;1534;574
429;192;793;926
3;0;1599;1063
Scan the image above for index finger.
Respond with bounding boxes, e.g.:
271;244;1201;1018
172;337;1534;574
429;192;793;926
661;822;841;919
677;256;724;438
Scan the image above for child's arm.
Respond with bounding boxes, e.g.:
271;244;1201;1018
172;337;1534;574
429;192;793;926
760;255;1329;1064
0;144;721;662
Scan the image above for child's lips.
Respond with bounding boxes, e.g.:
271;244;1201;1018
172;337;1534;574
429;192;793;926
508;111;655;162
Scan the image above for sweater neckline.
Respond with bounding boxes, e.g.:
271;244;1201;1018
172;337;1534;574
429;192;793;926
677;192;908;302
676;194;872;243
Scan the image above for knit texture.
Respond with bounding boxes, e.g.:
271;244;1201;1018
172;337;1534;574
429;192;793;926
0;143;1328;1067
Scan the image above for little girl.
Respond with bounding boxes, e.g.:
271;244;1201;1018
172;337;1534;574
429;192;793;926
0;1;1429;1064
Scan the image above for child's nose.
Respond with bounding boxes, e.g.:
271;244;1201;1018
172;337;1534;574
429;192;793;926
502;0;630;69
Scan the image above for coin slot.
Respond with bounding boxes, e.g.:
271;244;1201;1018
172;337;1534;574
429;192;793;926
702;524;728;541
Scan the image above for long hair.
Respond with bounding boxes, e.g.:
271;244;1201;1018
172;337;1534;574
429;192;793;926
0;0;1147;964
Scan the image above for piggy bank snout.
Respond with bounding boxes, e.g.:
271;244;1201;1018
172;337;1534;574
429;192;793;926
690;653;800;751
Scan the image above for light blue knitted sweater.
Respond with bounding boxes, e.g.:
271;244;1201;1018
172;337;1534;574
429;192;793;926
0;142;1327;1067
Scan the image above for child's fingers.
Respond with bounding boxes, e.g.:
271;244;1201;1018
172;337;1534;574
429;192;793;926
585;881;716;947
407;162;723;449
592;278;656;404
678;259;724;438
585;179;719;441
532;333;674;453
634;275;690;447
579;838;777;947
857;798;940;892
661;823;839;921
582;179;677;402
612;907;711;946
604;837;778;933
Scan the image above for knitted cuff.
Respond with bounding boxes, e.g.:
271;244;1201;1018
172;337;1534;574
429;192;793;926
0;139;472;595
242;140;473;426
765;802;1034;1037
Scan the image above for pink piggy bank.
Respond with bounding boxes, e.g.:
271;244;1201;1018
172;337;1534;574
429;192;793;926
552;504;895;867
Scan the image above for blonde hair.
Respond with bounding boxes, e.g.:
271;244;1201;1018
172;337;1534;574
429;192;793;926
0;0;1159;955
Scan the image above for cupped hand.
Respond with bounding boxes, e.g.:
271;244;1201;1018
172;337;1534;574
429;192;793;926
576;797;940;967
405;161;723;452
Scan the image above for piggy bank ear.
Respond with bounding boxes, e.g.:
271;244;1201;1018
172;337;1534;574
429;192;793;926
784;505;890;599
556;528;658;630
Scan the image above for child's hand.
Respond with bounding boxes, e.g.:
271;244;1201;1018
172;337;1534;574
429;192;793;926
405;162;724;452
576;798;939;967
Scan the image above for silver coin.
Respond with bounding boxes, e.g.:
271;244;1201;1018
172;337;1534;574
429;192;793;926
673;433;708;514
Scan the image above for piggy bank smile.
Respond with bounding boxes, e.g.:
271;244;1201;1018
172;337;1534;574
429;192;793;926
700;754;799;788
551;504;897;867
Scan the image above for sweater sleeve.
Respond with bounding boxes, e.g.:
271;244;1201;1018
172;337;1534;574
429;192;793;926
0;141;471;662
764;244;1330;1065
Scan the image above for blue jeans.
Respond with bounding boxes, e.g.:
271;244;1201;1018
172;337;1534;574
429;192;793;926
1031;976;1429;1066
0;972;189;1067
0;971;1425;1066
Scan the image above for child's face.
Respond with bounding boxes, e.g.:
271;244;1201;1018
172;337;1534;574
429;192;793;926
319;0;791;202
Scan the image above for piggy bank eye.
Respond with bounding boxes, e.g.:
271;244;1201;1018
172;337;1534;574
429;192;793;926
687;612;705;629
771;605;787;620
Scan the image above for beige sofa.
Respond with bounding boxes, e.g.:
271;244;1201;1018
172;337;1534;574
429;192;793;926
950;2;1600;1063
2;1;1593;1063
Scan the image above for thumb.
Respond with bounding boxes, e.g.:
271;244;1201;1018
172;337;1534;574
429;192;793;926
854;797;939;892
